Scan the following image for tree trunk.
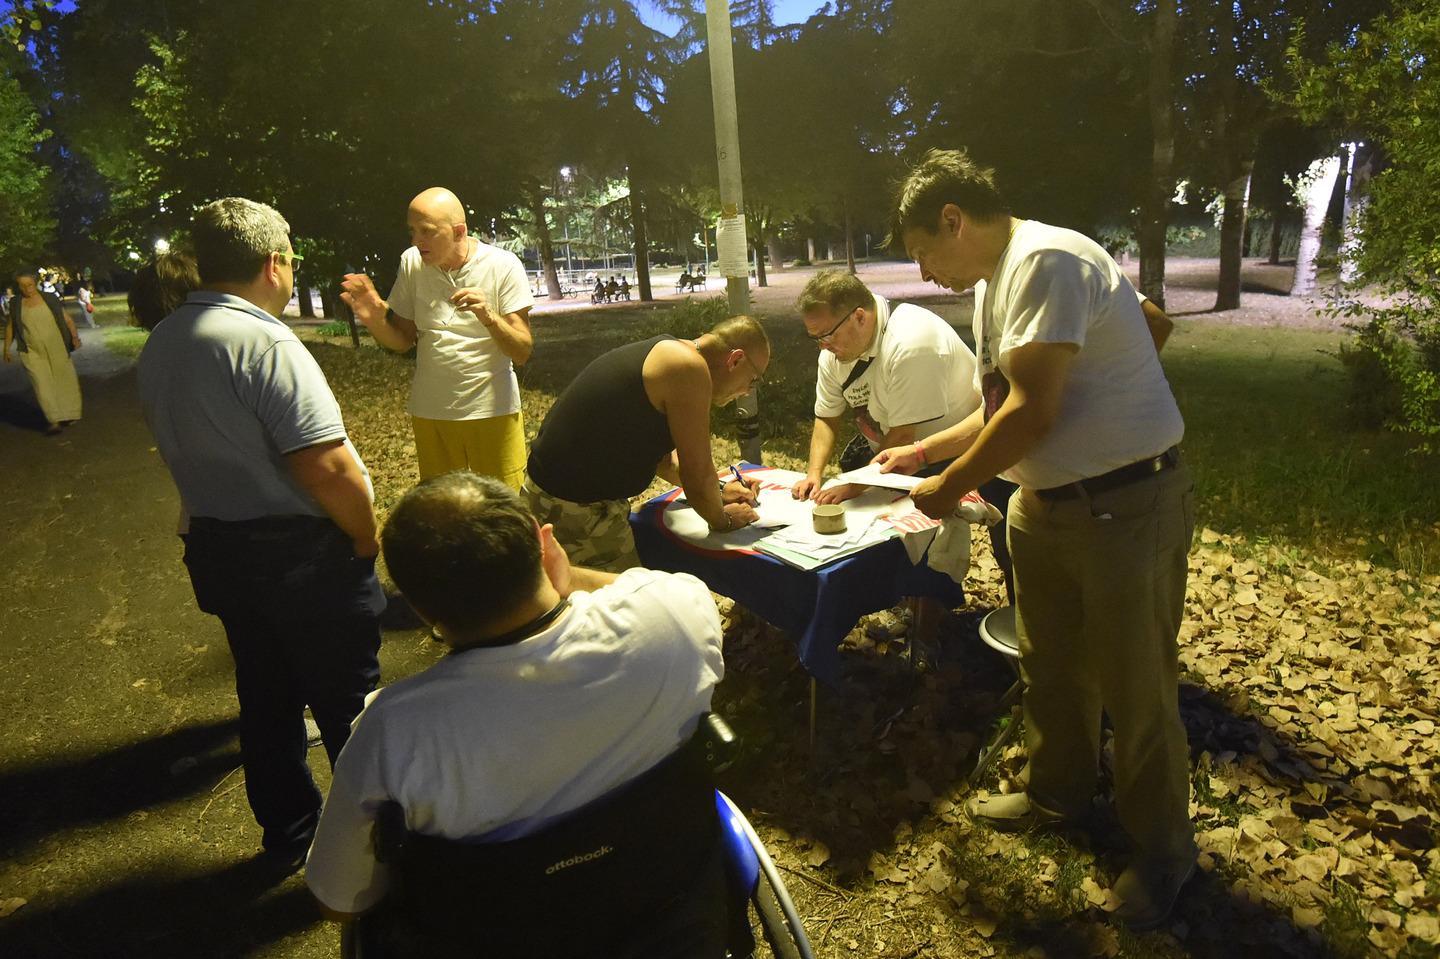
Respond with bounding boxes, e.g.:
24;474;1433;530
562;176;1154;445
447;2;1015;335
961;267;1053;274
1268;212;1283;265
1137;0;1176;307
530;195;564;301
297;269;315;318
807;237;817;262
754;241;767;287
628;182;652;302
1214;159;1254;312
843;202;857;275
332;285;359;347
319;285;334;319
766;236;784;273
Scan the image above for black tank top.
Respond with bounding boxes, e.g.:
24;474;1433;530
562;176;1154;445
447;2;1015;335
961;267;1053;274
527;335;677;502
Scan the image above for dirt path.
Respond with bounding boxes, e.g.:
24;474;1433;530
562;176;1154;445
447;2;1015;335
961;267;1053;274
0;339;436;957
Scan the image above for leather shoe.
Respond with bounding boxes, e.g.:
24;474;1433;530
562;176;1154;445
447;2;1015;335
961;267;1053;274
965;791;1070;833
1111;856;1196;931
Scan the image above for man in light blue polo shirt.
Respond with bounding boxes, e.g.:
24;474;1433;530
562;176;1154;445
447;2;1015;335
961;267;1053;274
138;197;384;872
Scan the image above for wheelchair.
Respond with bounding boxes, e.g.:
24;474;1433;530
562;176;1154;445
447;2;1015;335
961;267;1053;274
340;714;813;959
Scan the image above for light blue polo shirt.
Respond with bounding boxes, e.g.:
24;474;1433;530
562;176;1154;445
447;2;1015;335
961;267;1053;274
138;291;372;522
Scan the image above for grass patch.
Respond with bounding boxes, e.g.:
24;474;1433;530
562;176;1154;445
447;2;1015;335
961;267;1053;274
1162;321;1440;576
523;302;1438;575
101;325;149;359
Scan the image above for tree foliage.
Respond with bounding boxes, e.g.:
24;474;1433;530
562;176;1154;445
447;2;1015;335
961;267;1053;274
1292;0;1440;450
0;58;54;271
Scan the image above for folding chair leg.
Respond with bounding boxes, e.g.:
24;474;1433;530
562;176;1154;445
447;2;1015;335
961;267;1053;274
969;679;1024;787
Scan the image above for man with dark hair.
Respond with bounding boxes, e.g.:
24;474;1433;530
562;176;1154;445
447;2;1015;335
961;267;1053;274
305;473;725;935
128;251;200;331
879;148;1196;929
138;197;384;869
523;315;770;570
340;187;534;488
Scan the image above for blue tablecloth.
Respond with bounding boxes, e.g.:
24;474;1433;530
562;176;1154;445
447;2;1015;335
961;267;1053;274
629;466;965;687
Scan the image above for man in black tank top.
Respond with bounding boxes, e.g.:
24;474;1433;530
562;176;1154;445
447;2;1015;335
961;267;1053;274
524;316;770;570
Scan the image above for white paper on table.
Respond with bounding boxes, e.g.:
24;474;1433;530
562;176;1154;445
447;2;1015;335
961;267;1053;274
751;487;817;529
831;462;924;491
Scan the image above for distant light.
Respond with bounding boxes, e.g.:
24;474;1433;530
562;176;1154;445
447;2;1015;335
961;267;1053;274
560;166;572;178
129;251;142;262
154;238;171;254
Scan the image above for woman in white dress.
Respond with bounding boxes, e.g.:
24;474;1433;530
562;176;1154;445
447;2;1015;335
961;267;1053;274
3;271;82;434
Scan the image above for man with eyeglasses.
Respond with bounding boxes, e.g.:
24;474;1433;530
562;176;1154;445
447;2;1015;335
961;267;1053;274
137;197;384;873
791;270;982;668
791;270;980;505
340;187;534;488
523;316;770;571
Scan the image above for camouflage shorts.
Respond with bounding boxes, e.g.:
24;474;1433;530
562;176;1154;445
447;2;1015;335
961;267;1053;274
521;479;640;572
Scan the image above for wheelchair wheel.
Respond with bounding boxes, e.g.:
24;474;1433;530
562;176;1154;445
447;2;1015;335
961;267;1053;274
717;792;814;959
750;868;805;959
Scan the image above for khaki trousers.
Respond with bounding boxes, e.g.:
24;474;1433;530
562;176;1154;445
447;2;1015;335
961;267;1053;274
1007;461;1195;863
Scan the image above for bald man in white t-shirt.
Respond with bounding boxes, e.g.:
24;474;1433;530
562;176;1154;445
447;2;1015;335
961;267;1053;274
341;188;535;487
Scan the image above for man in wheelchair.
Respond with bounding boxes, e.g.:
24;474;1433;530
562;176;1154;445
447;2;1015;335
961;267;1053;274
304;472;730;957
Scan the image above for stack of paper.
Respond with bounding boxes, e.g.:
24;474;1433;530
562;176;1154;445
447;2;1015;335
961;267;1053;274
752;512;900;570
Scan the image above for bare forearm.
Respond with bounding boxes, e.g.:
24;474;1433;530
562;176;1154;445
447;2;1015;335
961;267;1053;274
805;418;840;480
287;450;379;553
876;425;917;452
364;309;417;352
936;404;1051;497
916;406;985;462
655;451;682;488
679;458;727;529
484;312;533;366
564;567;620;594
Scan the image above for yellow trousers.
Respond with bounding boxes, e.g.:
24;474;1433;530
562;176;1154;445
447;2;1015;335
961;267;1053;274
412;413;526;489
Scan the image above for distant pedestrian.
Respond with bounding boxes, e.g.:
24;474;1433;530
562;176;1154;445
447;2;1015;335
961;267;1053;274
76;282;96;328
3;270;82;434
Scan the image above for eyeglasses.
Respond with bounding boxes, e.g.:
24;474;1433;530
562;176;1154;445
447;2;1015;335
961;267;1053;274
272;250;305;269
738;349;766;385
806;306;858;344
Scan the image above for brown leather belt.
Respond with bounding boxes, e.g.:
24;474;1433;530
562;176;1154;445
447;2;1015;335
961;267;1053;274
1034;446;1180;501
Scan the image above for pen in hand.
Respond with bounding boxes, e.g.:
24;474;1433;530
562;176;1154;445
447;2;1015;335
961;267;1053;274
728;465;760;505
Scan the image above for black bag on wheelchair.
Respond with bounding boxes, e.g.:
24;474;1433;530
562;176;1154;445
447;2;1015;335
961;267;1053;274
352;726;737;959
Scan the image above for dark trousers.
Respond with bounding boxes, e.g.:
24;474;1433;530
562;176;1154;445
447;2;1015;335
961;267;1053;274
978;476;1018;604
183;515;385;851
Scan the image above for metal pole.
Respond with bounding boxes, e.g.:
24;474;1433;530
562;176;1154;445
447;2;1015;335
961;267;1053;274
705;0;762;465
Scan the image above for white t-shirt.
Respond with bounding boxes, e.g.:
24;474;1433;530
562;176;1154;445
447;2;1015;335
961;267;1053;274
971;221;1183;489
304;568;724;914
386;240;535;421
814;295;980;450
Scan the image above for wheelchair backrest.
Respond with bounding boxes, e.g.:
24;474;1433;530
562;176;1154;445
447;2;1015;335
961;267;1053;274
369;718;726;958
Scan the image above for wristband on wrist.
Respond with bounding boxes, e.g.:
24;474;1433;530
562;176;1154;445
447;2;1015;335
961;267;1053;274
915;440;928;465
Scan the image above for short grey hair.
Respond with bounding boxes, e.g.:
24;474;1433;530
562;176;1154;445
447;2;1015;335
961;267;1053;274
192;197;291;285
796;270;875;318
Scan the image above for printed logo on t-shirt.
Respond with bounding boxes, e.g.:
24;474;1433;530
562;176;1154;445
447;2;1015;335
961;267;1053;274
854;405;882;444
981;370;1010;423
